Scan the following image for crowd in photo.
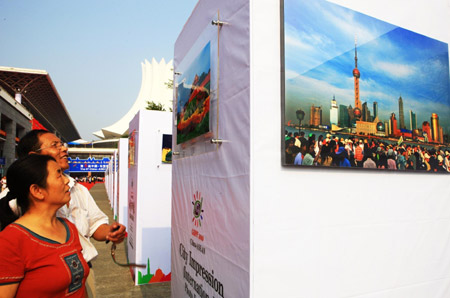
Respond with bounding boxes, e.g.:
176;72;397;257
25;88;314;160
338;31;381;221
285;131;450;172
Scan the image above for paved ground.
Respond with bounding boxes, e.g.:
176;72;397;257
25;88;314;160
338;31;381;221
89;183;171;298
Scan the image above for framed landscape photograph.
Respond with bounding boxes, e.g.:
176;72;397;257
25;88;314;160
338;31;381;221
282;0;450;172
128;129;136;167
176;42;211;145
161;134;172;163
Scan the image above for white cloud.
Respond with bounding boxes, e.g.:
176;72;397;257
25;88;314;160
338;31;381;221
377;62;416;78
321;4;379;45
285;69;300;79
285;34;313;51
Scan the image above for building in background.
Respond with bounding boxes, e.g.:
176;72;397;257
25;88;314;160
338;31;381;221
362;101;372;122
431;113;440;143
390;113;400;137
398;96;405;129
94;58;173;140
410;110;417;131
422;121;432;143
309;105;322;127
339;104;349;128
330;96;338;126
0;66;80;175
373;101;378;119
78;58;174;179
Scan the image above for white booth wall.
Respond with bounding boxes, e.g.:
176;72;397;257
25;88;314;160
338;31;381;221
104;153;114;205
127;110;172;285
109;150;117;210
113;149;119;219
171;0;450;297
117;138;129;228
104;160;110;198
172;0;251;297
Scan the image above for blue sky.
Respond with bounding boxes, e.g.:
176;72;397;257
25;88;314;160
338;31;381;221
0;0;198;140
284;0;450;132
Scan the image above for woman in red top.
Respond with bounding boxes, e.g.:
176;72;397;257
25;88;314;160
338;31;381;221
0;154;89;297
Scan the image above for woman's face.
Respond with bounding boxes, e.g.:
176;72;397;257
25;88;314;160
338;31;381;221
43;160;70;205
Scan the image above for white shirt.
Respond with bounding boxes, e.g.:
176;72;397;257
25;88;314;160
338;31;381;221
56;176;109;262
0;176;109;262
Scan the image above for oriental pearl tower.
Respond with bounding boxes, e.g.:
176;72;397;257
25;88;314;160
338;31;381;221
353;37;362;120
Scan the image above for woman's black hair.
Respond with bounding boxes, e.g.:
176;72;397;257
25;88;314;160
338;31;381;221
0;154;55;231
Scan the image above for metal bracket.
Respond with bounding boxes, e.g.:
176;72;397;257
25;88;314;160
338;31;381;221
210;139;230;144
174;71;182;76
211;20;228;26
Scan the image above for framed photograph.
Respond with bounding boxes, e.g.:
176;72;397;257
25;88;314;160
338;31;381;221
128;129;136;167
282;0;450;172
173;16;220;159
176;42;211;145
162;134;172;163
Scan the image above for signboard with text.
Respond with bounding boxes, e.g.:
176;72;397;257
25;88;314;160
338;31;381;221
68;157;110;172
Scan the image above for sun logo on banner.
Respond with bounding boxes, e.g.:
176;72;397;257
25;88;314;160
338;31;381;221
192;191;204;227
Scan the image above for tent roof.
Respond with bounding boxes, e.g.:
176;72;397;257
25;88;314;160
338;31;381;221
93;58;173;139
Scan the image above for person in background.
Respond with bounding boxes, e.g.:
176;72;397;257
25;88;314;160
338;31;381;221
302;143;315;166
0;129;126;298
396;148;407;170
387;148;397;170
0;154;89;297
285;138;296;164
0;176;6;192
354;139;364;167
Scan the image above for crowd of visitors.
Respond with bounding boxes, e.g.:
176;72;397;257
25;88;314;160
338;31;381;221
285;131;450;172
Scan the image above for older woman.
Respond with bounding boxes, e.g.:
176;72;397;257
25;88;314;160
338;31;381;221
0;154;89;297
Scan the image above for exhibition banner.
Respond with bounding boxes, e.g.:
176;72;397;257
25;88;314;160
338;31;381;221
172;1;251;297
117;138;129;228
68;157;110;172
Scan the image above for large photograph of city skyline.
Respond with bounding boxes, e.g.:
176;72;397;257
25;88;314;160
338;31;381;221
282;0;450;171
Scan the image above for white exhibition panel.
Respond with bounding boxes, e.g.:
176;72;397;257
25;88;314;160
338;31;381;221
117;138;129;228
113;149;119;219
172;1;250;297
127;110;172;285
104;162;109;198
252;1;450;298
110;151;117;209
172;0;450;297
105;155;113;204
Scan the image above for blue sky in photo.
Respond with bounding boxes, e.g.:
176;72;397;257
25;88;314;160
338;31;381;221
176;42;210;114
284;0;450;131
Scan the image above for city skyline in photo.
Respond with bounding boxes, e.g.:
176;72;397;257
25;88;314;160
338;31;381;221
284;0;450;135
